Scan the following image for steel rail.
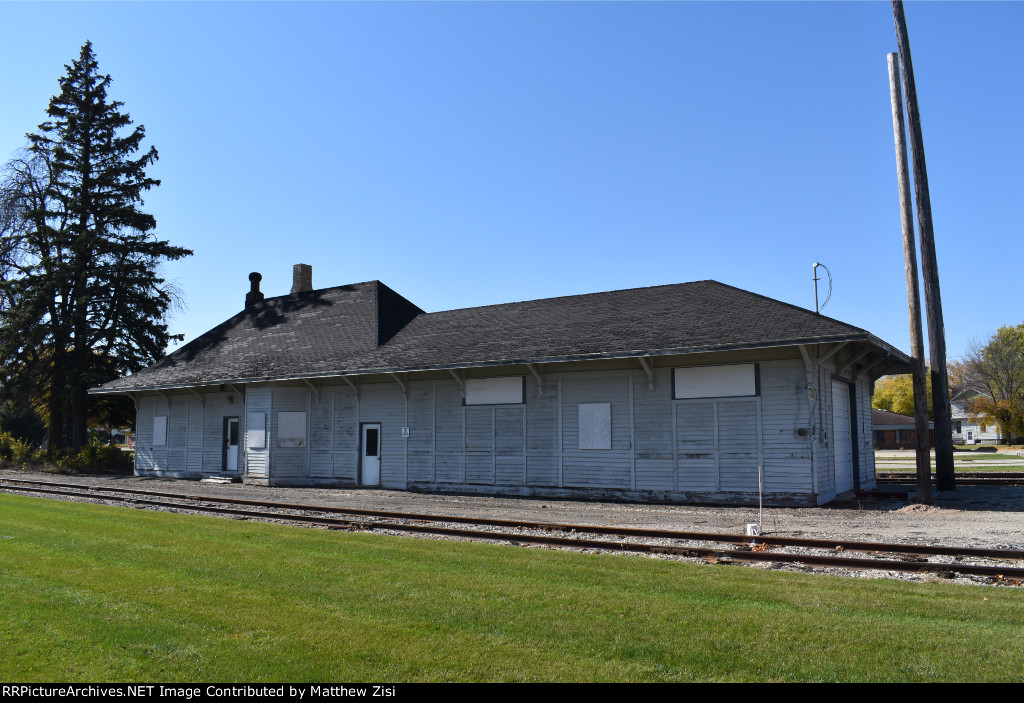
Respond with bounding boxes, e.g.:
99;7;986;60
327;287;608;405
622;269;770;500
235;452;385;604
877;471;1024;479
2;483;1021;579
2;480;1023;579
2;477;1024;559
877;474;1024;486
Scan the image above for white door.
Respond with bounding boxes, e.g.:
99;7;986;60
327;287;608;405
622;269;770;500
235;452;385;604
361;423;381;486
831;381;854;493
224;417;240;472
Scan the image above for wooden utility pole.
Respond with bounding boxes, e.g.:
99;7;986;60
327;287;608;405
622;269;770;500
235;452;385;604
887;52;932;504
891;0;955;491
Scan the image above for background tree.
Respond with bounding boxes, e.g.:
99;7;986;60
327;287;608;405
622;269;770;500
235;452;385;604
0;41;191;449
872;372;933;418
0;400;47;446
947;358;983;398
961;325;1024;444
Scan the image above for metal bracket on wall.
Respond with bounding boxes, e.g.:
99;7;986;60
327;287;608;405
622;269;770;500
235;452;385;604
526;363;544;396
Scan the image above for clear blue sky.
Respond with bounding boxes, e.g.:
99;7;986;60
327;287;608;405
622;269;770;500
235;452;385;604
2;1;1021;364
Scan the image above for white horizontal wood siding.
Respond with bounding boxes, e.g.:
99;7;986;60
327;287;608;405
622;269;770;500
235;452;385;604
357;383;407;489
245;387;270;479
759;359;813;493
131;352;863;504
407;382;434;484
270;388;307;480
856;374;875;489
560;373;632;489
634;368;675;491
133;390;243;476
525;376;559;486
332;387;359;481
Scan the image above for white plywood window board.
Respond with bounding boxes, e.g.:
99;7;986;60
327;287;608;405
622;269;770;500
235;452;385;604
277;411;307;448
578;402;612;450
246;412;266;449
153;416;167;446
465;376;524;405
674;364;756;399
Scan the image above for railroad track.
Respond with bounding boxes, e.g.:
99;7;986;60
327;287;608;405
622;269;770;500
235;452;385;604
876;472;1024;486
2;477;1023;582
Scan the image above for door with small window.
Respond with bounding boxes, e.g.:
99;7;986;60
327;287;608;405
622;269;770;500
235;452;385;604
223;417;240;472
361;423;381;486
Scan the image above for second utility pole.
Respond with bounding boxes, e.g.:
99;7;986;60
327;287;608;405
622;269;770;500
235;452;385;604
887;51;932;504
891;0;955;491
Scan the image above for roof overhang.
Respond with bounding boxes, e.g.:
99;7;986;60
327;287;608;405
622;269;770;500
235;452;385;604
90;333;911;395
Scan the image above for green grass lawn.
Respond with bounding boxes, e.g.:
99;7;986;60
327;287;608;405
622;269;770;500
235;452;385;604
875;452;1024;471
1;494;1022;682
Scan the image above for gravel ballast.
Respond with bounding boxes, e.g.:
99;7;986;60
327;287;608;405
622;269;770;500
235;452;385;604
3;468;1022;587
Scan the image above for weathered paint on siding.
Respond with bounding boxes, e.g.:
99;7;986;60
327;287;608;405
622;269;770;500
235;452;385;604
356;382;407;488
130;353;874;505
245;387;271;479
134;390;243;477
856;374;876;489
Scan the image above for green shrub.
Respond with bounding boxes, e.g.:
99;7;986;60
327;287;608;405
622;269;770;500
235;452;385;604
58;444;133;473
0;432;36;468
0;431;13;462
12;443;134;474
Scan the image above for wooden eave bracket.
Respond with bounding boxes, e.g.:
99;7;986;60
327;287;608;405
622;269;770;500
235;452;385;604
526;363;544;396
154;389;169;403
798;344;817;391
390;372;407;400
838;348;873;375
875;359;903;378
189;388;206;409
636;356;655;391
448;369;466;398
817;341;848;364
302;379;320;404
227;384;246;402
341;375;359;398
855;354;887;379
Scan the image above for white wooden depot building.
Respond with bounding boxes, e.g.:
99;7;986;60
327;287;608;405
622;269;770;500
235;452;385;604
92;266;911;506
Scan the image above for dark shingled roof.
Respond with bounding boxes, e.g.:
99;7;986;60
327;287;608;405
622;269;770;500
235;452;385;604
93;279;909;393
872;409;933;428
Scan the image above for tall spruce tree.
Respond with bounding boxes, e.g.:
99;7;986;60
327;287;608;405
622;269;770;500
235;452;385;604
0;41;191;449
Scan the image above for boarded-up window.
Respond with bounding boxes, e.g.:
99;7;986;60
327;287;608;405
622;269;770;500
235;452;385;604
247;412;266;449
153;416;167;446
579;402;611;450
278;412;307;448
465;376;524;405
674;364;757;399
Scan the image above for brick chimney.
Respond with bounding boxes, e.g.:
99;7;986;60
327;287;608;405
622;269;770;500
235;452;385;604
291;263;312;294
245;272;265;308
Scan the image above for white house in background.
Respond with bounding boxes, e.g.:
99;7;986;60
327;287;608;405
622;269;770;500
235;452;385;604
951;389;1003;445
91;265;912;506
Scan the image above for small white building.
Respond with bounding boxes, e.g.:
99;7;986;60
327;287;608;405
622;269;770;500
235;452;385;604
951;389;1003;445
91;267;912;506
